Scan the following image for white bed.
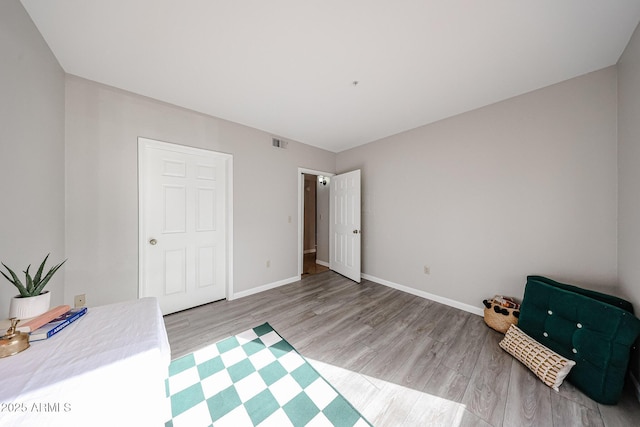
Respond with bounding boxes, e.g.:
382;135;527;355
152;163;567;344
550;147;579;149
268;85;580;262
0;297;171;426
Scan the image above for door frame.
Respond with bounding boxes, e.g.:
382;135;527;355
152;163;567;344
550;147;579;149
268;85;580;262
297;167;334;277
138;137;234;302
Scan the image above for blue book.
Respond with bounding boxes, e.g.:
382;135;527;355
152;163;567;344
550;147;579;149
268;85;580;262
29;307;88;341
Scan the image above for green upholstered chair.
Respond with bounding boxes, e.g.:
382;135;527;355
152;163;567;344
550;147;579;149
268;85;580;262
518;275;640;405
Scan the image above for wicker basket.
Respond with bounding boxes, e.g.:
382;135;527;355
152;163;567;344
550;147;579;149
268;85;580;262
483;297;519;334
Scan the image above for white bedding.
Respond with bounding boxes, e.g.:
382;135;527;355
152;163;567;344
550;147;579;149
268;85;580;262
0;297;171;427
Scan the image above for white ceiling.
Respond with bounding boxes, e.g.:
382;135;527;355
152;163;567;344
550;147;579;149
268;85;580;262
21;1;640;153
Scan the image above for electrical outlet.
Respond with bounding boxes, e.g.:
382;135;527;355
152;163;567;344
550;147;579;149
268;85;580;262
266;260;271;268
288;215;292;223
74;294;86;308
424;266;430;275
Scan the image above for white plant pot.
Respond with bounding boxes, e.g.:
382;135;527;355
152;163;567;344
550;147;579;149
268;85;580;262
8;291;51;319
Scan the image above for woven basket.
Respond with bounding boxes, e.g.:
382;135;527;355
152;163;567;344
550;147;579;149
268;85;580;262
483;298;519;334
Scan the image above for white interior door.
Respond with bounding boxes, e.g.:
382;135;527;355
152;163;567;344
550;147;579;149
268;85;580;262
330;169;361;283
139;138;231;314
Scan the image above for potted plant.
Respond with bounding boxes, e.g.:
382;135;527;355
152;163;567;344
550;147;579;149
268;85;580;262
1;254;66;319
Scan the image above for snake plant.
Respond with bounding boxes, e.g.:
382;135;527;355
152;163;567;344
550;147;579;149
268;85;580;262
1;254;66;297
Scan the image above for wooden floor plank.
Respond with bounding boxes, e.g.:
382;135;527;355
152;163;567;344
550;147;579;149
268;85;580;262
423;364;470;403
359;381;417;426
403;390;468;427
556;379;600;413
394;336;447;392
503;359;553;427
461;331;513;426
429;306;472;345
441;314;490;377
551;390;604;427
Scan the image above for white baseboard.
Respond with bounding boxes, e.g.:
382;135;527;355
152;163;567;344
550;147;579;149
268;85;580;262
303;249;316;254
630;371;640;403
232;276;300;300
361;274;484;317
231;272;483;316
316;260;329;268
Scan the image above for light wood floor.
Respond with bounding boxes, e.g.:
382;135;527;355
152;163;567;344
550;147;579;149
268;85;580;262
164;271;640;426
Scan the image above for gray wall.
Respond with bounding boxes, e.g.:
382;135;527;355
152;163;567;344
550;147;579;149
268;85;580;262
0;0;65;315
336;67;619;309
64;76;336;306
618;21;640;380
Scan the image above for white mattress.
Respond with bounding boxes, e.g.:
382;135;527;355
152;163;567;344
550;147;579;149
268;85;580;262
0;297;171;426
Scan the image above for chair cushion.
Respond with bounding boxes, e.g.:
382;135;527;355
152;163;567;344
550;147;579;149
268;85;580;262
517;276;640;404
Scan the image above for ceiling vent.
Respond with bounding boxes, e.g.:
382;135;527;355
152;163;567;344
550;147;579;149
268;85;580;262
272;137;288;149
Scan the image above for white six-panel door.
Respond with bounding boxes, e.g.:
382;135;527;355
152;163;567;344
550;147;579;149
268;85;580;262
139;138;231;314
329;170;361;283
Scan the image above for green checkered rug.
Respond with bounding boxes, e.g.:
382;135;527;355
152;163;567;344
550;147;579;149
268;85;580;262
165;323;371;427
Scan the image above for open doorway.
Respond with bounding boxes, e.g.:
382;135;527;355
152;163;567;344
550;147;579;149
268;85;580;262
302;173;329;276
298;168;333;277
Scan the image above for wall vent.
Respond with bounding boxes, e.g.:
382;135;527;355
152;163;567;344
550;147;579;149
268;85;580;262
272;137;288;149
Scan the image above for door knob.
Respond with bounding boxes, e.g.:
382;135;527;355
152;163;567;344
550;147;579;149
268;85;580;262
353;230;360;234
149;238;158;245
